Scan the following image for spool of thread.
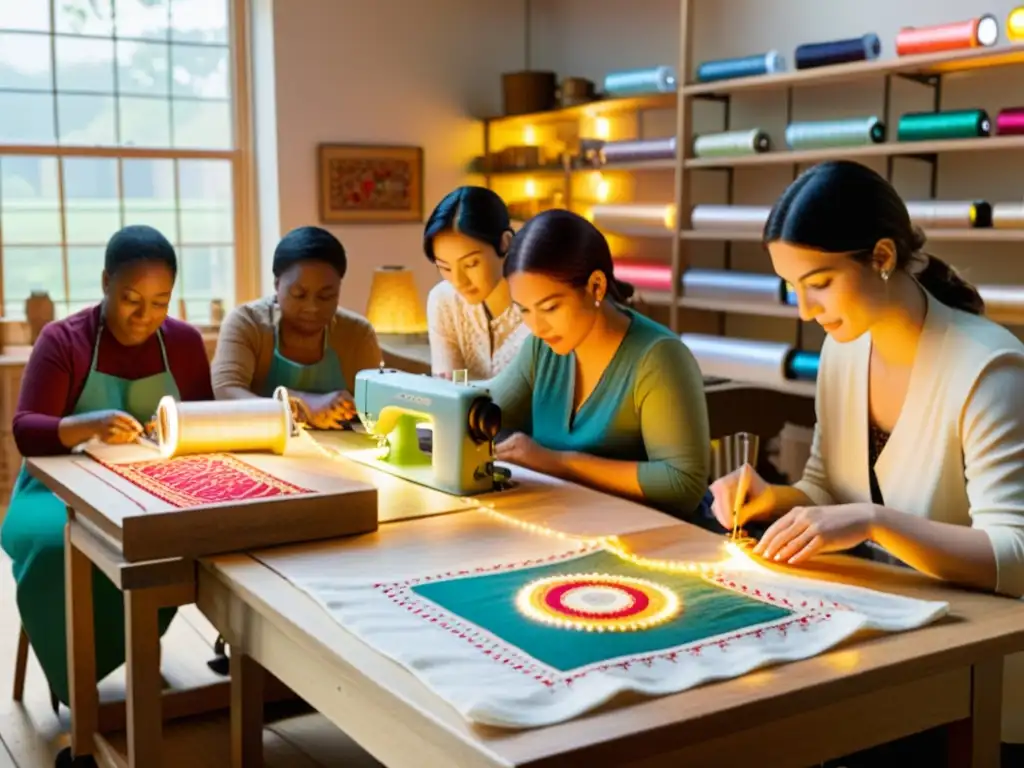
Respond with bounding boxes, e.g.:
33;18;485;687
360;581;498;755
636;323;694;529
591;203;676;231
996;107;1024;136
895;15;999;56
691;205;771;231
602;137;676;164
680;335;794;388
1009;7;1024;42
683;270;786;304
897;109;991;142
905;200;992;228
993;203;1024;229
693;129;771;158
785;350;820;382
795;33;881;70
603;66;676;96
613;261;672;291
979;286;1024;324
695;51;785;83
785;117;885;150
156;387;293;459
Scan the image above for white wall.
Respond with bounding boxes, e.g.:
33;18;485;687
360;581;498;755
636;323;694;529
256;0;527;310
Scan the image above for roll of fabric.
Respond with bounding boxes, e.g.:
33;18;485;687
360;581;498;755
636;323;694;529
785;117;886;150
794;33;881;69
691;205;771;231
895;15;999;56
693;129;771;158
897;109;991;142
905;200;992;228
601;137;677;164
682;270;786;304
695;51;786;83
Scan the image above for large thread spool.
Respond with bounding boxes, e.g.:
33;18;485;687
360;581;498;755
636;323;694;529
682;270;787;304
785;117;885;150
897;109;991;142
693;129;771;158
993;203;1024;229
155;387;293;459
905;200;992;228
691;205;771;231
1009;7;1024;42
680;335;811;389
785;350;820;382
601;137;676;164
695;52;785;83
895;16;999;56
795;33;881;69
612;261;672;291
979;286;1024;324
603;66;676;96
591;203;675;231
996;107;1024;136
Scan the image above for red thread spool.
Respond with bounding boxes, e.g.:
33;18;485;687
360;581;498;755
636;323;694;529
895;15;999;56
612;261;672;292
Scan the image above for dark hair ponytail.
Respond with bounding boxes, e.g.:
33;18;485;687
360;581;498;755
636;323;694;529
503;209;636;303
764;160;984;315
423;186;513;261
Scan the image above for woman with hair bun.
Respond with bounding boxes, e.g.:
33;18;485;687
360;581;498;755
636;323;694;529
708;160;1024;761
486;209;711;517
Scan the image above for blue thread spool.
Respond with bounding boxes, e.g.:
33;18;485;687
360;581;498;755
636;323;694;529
603;66;676;96
786;350;820;381
695;51;785;83
785;116;886;150
795;33;881;70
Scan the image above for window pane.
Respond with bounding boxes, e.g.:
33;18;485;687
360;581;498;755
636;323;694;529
58;93;117;145
56;36;115;93
114;0;169;41
172;99;230;149
56;0;114;36
0;2;51;32
117;40;169;96
122;158;177;242
178;159;231;243
170;0;227;44
3;246;65;318
119;96;171;147
0;91;55;143
171;43;228;99
63;157;120;244
180;245;232;322
66;246;105;306
0;32;53;90
1;156;61;244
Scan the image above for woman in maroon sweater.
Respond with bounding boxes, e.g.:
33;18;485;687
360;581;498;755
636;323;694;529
1;224;212;708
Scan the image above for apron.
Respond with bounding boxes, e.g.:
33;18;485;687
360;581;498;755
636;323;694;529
259;321;346;396
0;320;181;705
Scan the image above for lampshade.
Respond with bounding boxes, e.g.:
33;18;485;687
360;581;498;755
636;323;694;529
365;265;427;334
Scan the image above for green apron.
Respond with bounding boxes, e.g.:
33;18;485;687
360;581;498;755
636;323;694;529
259;322;346;396
0;320;181;705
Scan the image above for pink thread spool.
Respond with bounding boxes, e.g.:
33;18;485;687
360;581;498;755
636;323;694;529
996;107;1024;136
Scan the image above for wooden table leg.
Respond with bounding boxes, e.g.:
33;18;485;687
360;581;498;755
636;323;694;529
65;519;99;758
125;588;163;767
948;658;1003;768
231;652;265;768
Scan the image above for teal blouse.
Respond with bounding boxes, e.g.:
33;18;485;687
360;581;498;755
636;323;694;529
487;309;710;516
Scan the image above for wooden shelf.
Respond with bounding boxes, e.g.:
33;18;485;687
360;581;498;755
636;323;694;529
639;290;799;318
685;135;1024;169
579;159;677;172
481;92;677;128
681;227;1024;242
683;44;1024;97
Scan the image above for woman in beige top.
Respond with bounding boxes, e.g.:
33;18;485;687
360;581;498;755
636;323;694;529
211;226;382;429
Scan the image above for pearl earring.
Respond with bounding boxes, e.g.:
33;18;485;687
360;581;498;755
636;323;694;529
594;299;601;307
881;269;891;282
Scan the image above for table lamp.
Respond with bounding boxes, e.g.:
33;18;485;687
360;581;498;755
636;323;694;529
365;265;428;337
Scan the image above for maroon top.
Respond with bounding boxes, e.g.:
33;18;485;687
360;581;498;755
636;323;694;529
13;305;214;456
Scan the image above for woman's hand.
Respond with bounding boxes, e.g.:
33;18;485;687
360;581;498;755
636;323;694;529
300;391;356;430
495;432;557;474
91;410;145;444
709;464;776;530
753;503;878;565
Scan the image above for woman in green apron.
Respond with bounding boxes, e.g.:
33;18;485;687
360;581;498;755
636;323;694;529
211;226;382;426
1;225;214;706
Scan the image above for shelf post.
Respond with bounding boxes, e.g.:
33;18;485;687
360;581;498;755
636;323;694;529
670;0;695;333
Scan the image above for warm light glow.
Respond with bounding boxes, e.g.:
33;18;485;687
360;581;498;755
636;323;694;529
524;178;537;198
595;174;610;203
523;125;537;144
595;117;611;140
365;266;427;334
663;204;677;230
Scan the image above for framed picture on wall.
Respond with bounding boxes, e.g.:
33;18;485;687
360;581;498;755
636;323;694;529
317;143;424;224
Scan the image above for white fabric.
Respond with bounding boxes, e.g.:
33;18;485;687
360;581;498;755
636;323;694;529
426;280;530;380
283;540;948;729
793;287;1024;740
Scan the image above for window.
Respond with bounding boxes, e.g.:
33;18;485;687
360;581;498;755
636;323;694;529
0;0;249;323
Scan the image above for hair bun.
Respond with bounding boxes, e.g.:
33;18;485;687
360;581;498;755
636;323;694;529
612;277;636;303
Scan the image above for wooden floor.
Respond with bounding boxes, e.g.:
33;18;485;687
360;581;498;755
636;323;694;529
0;551;384;767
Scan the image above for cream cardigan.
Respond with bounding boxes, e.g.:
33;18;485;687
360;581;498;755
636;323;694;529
793;288;1024;740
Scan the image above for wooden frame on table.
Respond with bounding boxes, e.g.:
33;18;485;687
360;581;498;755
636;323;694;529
317;144;425;224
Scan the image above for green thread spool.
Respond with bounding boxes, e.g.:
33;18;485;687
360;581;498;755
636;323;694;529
897;109;991;142
785;117;885;150
693;128;771;158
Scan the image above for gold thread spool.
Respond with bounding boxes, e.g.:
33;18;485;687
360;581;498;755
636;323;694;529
993;202;1024;229
904;200;988;229
156;386;293;458
693;128;770;158
1009;7;1024;42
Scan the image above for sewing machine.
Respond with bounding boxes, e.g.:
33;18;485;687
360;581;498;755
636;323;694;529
353;368;503;496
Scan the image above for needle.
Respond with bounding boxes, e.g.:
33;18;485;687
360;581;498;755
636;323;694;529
732;463;752;541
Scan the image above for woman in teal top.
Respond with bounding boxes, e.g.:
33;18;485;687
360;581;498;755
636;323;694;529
488;209;711;516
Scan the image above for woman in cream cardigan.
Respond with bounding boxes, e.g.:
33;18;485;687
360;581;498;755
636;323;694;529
710;160;1024;764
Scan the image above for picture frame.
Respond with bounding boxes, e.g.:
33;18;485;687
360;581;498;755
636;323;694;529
317;144;424;224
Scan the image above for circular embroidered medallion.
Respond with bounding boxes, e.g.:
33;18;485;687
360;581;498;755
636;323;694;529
515;573;681;632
